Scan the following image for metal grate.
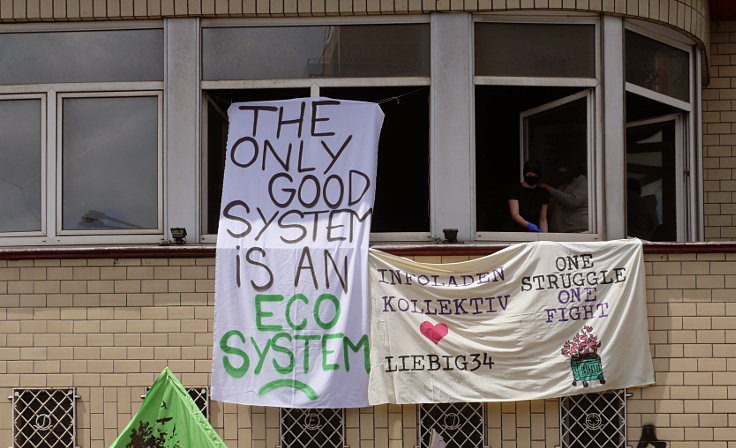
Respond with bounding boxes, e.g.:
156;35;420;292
279;408;346;448
11;388;77;448
142;386;210;420
418;402;486;448
559;390;627;448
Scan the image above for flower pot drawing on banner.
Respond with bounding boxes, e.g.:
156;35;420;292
569;353;605;387
561;326;606;387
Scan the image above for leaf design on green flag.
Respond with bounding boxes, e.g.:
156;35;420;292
126;421;173;448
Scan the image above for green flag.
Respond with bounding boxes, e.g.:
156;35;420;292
109;367;227;448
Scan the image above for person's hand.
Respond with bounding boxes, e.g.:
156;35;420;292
526;223;542;232
539;183;552;190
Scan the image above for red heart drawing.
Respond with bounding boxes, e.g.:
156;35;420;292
420;321;449;344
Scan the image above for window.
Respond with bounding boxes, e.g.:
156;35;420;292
60;94;161;233
202;24;429;80
625;30;690;103
319;86;430;234
624;25;694;242
0;29;163;85
418;402;486;448
200;20;431;242
474;19;598;241
0;16;703;245
559;390;627;448
279;408;345;448
12;388;78;448
0;24;164;245
626;106;684;242
202;88;311;235
474;23;596;78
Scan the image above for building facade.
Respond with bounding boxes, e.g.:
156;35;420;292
1;0;736;447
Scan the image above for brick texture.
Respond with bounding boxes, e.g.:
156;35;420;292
1;252;735;447
704;21;736;241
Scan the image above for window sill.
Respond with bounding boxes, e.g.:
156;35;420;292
1;241;736;260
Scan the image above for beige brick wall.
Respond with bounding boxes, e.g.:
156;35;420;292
1;251;735;447
704;21;736;241
635;251;736;448
0;0;709;55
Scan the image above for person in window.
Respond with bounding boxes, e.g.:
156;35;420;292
539;161;588;233
506;159;549;232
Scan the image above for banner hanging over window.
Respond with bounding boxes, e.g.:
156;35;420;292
368;239;654;404
213;97;384;408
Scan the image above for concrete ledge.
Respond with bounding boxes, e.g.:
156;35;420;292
2;240;736;259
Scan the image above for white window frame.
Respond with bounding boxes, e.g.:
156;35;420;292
0;21;165;246
514;89;598;241
197;16;433;244
472;14;602;242
55;90;164;240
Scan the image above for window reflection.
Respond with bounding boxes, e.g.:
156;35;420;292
475;23;595;78
626;30;690;102
0;30;163;85
62;96;159;231
202;24;430;80
0;99;42;232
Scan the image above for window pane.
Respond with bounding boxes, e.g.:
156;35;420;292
0;29;163;85
475;23;596;78
321;86;430;233
626;30;690;102
0;99;42;232
202;24;430;80
62;96;159;230
525;97;589;233
204;88;311;235
626;119;677;241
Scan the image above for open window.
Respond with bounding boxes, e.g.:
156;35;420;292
475;86;594;240
473;19;599;242
521;90;593;235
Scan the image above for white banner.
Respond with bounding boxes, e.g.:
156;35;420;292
368;239;654;404
213;98;384;408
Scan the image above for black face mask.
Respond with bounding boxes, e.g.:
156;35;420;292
524;175;540;186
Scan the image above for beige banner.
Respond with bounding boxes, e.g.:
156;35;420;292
368;239;654;404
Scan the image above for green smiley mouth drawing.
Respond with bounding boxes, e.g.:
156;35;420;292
258;380;319;400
